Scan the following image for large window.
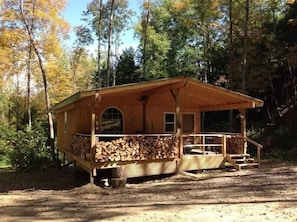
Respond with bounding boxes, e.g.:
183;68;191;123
164;112;176;132
101;107;123;133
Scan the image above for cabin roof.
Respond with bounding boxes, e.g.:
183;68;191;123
52;77;263;112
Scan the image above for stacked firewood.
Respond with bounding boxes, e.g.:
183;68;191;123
94;136;179;162
71;135;91;159
226;135;244;154
70;135;179;162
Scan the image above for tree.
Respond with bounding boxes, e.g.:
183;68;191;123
1;0;70;161
115;47;140;85
83;0;134;87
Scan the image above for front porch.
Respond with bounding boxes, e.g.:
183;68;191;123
60;132;262;182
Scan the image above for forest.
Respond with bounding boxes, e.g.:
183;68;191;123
0;0;297;169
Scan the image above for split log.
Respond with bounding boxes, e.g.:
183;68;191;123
93;136;179;162
70;135;91;160
226;135;243;154
70;135;178;162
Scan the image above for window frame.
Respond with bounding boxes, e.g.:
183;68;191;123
100;107;123;133
164;112;176;133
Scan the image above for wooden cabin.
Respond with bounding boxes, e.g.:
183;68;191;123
52;77;263;184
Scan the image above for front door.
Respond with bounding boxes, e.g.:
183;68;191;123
182;113;195;134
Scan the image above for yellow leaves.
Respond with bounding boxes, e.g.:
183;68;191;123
143;1;151;10
183;18;194;28
172;1;188;13
286;0;296;4
0;0;71;103
211;0;219;11
46;60;72;105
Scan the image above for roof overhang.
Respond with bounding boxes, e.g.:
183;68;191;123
51;77;264;112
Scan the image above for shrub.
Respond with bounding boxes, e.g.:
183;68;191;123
0;121;15;167
10;125;52;170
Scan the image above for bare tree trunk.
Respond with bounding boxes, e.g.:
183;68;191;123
107;0;115;87
72;48;83;94
242;0;249;92
143;0;150;80
20;0;55;161
27;43;32;130
113;32;120;86
229;0;234;89
229;0;235;132
98;0;103;88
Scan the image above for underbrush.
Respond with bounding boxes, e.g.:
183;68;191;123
248;125;297;163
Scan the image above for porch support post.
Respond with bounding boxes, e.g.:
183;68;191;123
89;93;100;184
171;89;182;158
222;135;227;157
90;104;96;184
239;109;247;154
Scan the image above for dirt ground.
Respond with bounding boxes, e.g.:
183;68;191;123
1;160;297;222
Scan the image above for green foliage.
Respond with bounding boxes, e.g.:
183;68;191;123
10;125;52;170
248;125;297;162
115;47;140;85
0;121;15;167
0;93;14;167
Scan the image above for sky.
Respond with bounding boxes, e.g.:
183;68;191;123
62;0;141;51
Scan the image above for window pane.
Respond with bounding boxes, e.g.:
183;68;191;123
165;113;175;122
101;108;123;133
165;124;175;132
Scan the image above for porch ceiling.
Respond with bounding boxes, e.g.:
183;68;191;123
52;77;263;112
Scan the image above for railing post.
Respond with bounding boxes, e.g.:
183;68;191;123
222;135;227;157
257;145;261;163
202;135;205;154
179;135;184;158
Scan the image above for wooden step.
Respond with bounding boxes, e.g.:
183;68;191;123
246;158;255;163
233;158;246;164
237;163;259;170
227;154;250;158
226;154;259;171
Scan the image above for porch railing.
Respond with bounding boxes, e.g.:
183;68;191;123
182;133;226;156
245;137;263;163
72;133;179;162
71;133;261;162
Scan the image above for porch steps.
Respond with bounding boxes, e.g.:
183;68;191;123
226;154;259;171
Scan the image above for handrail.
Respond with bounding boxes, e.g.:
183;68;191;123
245;137;263;149
182;133;226;156
245;137;263;163
76;133;176;137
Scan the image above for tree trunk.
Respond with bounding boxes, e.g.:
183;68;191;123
142;0;150;80
229;0;235;132
72;48;83;94
229;0;234;89
242;0;249;92
27;43;32;130
107;0;115;87
20;0;56;161
98;0;103;88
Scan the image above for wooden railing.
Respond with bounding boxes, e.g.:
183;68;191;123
182;133;227;156
245;137;263;163
73;133;179;162
72;133;258;161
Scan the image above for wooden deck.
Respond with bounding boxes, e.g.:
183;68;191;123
57;133;262;182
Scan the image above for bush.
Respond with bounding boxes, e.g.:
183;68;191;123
0;121;15;167
10;125;52;170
